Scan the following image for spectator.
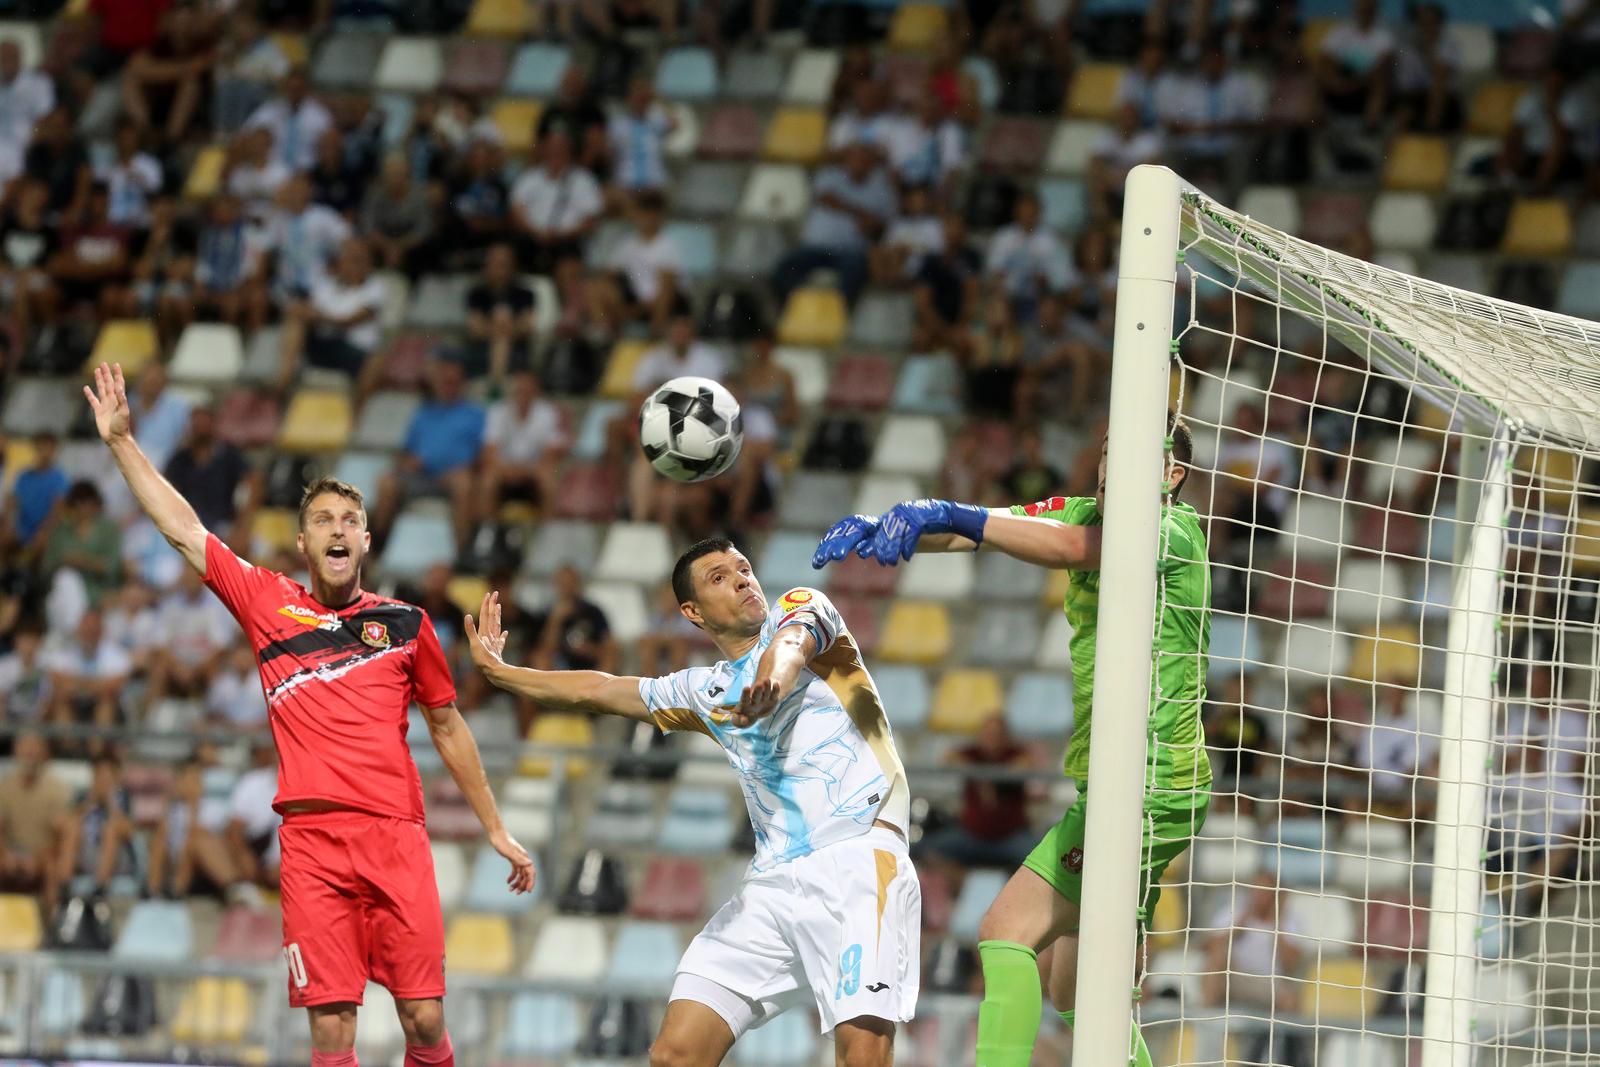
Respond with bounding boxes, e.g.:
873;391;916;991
374;358;486;548
194;193;269;333
827;79;902;164
530;564;618;673
4;432;68;553
575;0;682;51
44;609;130;730
772;141;896;307
999;428;1065;505
99;120;163;231
54;751;137;904
211;7;290;133
958;289;1024;418
916;715;1038;871
127;195;199;344
1499;69;1589;192
871;183;943;286
510;130;604;274
912;210;982;351
120;5;215;145
1487;740;1584;912
736;329;799;447
1018;292;1098;421
1157;43;1266;188
1090;103;1166;218
205;641;267;732
940;423;1001;505
226;125;292;219
590;190;683;337
309;127;365;218
0;40;55;188
463;243;536;383
361;152;435;276
48;182;132;321
1203;674;1271;796
1201;874;1309;1065
0;731;69;895
608;73;675;196
1393;2;1459;132
129;361;192;477
1119;39;1173;128
537;66;610;172
277;237;387;393
636;583;701;677
262;172;352;303
147;757;261;906
984;190;1073;320
893;90;968;193
245;67;334;173
146;566;235;705
1501;664;1589;777
0;626;52;730
85;0;171;76
1355;689;1439;817
1315;0;1395;127
477;368;568;523
41;483;124;610
394;94;455;187
24;107;91;223
0;177;62;345
223;740;281;890
444;136;510;263
101;578;162;675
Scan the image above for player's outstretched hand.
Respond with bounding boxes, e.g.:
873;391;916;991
464;591;509;674
812;514;881;569
83;362;133;444
868;498;989;563
490;827;536;894
728;675;781;728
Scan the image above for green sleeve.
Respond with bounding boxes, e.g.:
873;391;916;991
1006;495;1099;525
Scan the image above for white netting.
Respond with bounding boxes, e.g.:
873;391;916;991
1133;183;1600;1067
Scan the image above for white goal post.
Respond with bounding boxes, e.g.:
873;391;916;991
1074;164;1600;1067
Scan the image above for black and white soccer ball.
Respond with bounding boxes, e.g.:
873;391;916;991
638;376;743;482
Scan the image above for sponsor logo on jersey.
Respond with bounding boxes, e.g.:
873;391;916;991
1064;846;1084;873
866;982;891;993
361;621;391;648
278;605;341;630
777;589;814;612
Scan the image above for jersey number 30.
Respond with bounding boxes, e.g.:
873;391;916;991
284;943;308;989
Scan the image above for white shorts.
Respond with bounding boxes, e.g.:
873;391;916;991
670;826;921;1037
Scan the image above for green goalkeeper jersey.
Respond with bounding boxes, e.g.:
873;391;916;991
1009;495;1213;791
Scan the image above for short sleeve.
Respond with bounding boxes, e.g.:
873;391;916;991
1010;495;1096;524
639;669;710;735
772;587;844;654
202;533;275;629
410;612;457;709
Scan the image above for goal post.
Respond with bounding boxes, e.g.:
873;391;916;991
1079;164;1600;1067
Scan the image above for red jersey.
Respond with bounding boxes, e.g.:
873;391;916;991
202;534;456;823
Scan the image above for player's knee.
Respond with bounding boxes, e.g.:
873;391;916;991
306;1003;357;1051
834;1019;894;1067
395;997;445;1045
648;1037;703;1067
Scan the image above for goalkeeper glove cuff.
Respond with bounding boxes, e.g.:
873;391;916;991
948;502;988;545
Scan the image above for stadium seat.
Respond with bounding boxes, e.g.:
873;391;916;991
849;291;915;350
1320;1033;1404;1067
931;670;1004;734
1502;198;1572;257
662;101;699;157
596;340;655;401
679;162;749;219
1038;177;1087;233
763;106;828;164
1307;957;1379;1024
870;415;945;476
981;117;1048;173
759;531;827;594
444;913;514;976
431;841;467;911
778;286;846;346
210;907;280;964
351;390;419;451
888;2;948;52
170;977;250;1044
1207;615;1266;679
721;220;787;278
1300;190;1367;247
1258;559;1334;621
382;505;455;579
1284;890;1357;948
1475;962;1534;1037
700;103;764;159
1559;260;1600;320
829;552;901;599
1382;135;1449;192
0;895;40;951
1369;191;1436;250
277;389;352;453
1044;119;1104;176
607;921;682;993
733;1009;818;1066
91;319;161;377
663;220;717;279
1333;557;1409;626
506;42;568;95
521;713;594;779
1281;495;1346;562
443;39;511;95
893;352;963;415
466;0;533;35
974;551;1044;603
880;602;952;664
1237;185;1300;234
1280;621;1350;682
1346;622;1422;685
632;856;707;922
408;273;473;329
583;581;650;643
1065;63;1124;120
375;37;442;92
1006;672;1072;740
740;163;810;221
249;508;298;557
355;984;406;1061
661;785;737;855
898;552;974;601
570;400;622;461
950;869;1008;940
212;388;279;449
826;354;896;410
525;519;602;577
501;991;583;1058
829;593;881;653
726;48;786;99
312;33;382;90
114;900;193;962
1034;611;1074;671
1467;79;1526;137
329;451;391;506
784;49;839;105
968;606;1038;666
1365;896;1426;955
1422;253;1489;294
586;783;658;848
1269;817;1335;887
2;379;75;437
851;472;920;521
656;46;719;100
490;98;544;152
873;664;931;731
778;471;853;528
1145;946;1205;1005
465;842;538;913
594;521;673;585
36;969;86;1037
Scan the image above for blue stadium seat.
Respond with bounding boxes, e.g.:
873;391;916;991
526;519;603;577
664;221;718;279
114;900;194;962
968;606;1039;666
656;47;719;100
36;969;85;1037
376;92;415;147
507;43;570;96
660;786;736;856
759;532;826;595
872;664;930;732
1039;178;1088;233
1207;615;1266;680
848;292;915;350
975;551;1046;602
1006;672;1073;741
311;33;382;90
722;221;788;277
606;921;682;993
464;843;539;913
331;451;393;506
1270;818;1335;888
572;400;624;460
951;870;1009;941
677;162;749;217
892;353;964;415
726;49;786;99
1558;261;1600;320
732;1008;819;1065
962;55;1000;111
501;992;582;1058
382;506;456;579
586;783;659;849
778;471;854;529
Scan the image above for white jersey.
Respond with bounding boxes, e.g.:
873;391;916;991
640;587;909;873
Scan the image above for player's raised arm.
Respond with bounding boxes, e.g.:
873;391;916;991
728;622;818;728
464;591;653;721
84;362;208;573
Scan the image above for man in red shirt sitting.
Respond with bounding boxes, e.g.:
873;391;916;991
85;362;534;1067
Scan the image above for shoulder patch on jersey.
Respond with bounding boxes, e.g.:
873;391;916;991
777;589;815;612
1022;496;1069;517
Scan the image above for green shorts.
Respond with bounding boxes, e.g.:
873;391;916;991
1022;784;1209;926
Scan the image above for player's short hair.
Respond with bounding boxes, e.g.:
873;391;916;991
298;477;366;530
1168;410;1193;500
672;536;737;605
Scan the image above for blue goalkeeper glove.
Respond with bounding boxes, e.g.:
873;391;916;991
812;514;881;568
868;499;988;564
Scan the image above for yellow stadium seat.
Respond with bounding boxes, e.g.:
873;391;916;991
0;894;40;951
930;670;1004;734
89;319;159;377
763;107;828;164
1065;63;1125;121
278;389;353;453
251;508;299;555
888;3;948;52
878;601;952;665
169;978;250;1043
1571;507;1600;578
1382;135;1449;192
272;33;309;66
1502;198;1571;258
446;574;489;617
1468;80;1528;137
492;99;544;153
1308;957;1379;1024
520;713;593;778
1301;18;1338;58
467;0;533;36
444;913;515;976
599;339;652;399
184;146;227;200
777;287;846;347
1517;447;1580;511
1347;622;1422;685
498;500;540;524
1148;880;1185;950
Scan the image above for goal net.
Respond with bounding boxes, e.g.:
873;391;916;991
1076;166;1600;1067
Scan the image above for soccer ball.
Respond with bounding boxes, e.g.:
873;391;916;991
639;376;743;482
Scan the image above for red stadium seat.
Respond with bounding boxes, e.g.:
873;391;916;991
699;104;764;159
443;40;511;96
1351;505;1423;558
825;355;895;411
1257;559;1333;621
918;865;953;934
1299;191;1367;249
553;463;621;521
428;777;485;840
211;907;283;964
631;857;706;922
829;555;899;597
979;118;1048;174
215;389;282;450
1365;896;1428;956
826;593;882;653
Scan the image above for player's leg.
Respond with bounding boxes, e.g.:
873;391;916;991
1045;943;1153;1067
833;1015;894;1067
361;819;450;1065
307;1002;359;1062
394;998;452;1067
279;817;371;1032
649;996;738;1067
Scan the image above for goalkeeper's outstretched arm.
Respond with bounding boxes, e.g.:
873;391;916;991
465;591;652;722
815;502;1101;571
929;509;1102;570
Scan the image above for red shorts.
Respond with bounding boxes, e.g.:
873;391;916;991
278;810;445;1008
